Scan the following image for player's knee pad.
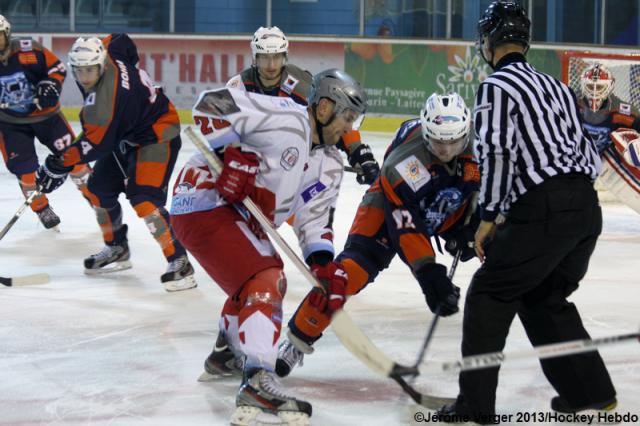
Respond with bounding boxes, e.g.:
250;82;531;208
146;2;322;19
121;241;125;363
18;172;48;211
238;267;286;326
70;163;92;187
337;248;380;293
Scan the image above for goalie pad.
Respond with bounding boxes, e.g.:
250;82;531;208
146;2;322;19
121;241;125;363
598;136;640;215
610;128;640;168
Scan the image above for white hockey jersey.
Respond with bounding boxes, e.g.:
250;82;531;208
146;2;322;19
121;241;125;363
171;87;343;258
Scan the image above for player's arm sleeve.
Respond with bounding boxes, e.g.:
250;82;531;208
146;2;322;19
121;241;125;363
336;129;363;155
292;150;344;263
226;75;246;90
38;45;66;86
103;33;139;66
62;112;124;166
379;167;436;273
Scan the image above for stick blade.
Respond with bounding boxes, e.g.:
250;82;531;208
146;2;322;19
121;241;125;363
2;273;51;286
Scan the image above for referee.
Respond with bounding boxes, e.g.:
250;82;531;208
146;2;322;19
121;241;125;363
438;1;617;423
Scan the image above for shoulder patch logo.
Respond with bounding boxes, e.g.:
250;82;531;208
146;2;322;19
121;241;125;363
280;147;299;171
19;39;33;52
281;75;299;95
619;103;631;115
395;155;430;192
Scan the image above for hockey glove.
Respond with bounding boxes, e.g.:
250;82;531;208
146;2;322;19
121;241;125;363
348;144;380;185
308;261;348;314
35;79;61;110
36;154;74;193
416;263;460;317
611;128;640;168
214;146;259;204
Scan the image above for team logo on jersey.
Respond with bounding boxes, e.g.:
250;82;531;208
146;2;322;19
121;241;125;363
280;147;299;170
195;89;241;116
395;155;430;192
0;72;34;112
281;75;299;95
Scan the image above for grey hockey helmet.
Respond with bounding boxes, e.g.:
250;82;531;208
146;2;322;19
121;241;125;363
309;69;367;129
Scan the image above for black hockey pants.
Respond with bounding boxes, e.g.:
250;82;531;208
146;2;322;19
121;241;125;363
456;173;616;417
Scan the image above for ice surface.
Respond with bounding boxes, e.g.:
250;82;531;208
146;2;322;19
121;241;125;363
0;128;638;425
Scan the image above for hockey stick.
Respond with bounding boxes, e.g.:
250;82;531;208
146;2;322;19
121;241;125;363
0;186;43;242
389;251;461;409
0;273;50;287
424;331;640;373
184;126;454;408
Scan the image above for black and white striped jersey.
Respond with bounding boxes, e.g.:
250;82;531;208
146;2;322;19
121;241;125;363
473;52;601;222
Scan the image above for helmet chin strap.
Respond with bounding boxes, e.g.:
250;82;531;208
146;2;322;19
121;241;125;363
312;104;337;146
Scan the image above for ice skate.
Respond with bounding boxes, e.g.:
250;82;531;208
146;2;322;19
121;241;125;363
198;330;243;381
161;254;197;292
35;205;60;231
84;240;132;274
230;368;311;426
275;332;313;378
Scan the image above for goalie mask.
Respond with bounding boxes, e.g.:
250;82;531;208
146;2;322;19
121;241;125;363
420;93;471;162
581;63;615;113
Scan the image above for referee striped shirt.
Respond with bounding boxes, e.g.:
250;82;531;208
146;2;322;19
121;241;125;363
473;52;601;222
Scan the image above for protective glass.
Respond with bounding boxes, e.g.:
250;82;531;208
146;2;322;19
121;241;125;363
339;107;365;131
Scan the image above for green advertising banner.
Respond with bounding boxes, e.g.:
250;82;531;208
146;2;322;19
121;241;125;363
346;42;562;116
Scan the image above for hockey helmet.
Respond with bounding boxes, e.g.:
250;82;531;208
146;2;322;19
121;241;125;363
68;36;107;72
251;26;289;59
581;63;615;112
477;1;531;57
309;69;367;129
420;93;471;162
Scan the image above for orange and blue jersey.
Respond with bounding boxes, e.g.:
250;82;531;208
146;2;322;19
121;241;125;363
0;38;66;124
62;33;180;167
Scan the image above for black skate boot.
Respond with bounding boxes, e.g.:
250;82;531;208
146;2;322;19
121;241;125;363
84;240;132;274
275;331;314;378
198;330;244;382
231;367;312;426
551;395;617;414
35;205;60;230
161;255;197;292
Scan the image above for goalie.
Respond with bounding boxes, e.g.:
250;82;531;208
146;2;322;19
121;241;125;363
578;63;640;213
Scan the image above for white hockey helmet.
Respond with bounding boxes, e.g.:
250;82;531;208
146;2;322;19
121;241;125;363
420;93;471;161
68;36;107;73
251;26;289;59
581;63;615;112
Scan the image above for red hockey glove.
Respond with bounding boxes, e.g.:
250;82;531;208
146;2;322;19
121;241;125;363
214;146;259;204
308;262;348;314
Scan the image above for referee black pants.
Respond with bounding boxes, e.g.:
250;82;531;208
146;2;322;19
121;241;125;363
457;174;616;417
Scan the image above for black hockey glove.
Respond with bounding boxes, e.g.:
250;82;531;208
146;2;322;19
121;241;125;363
416;263;460;317
444;225;476;262
348;144;380;185
35;79;61;110
36;154;74;193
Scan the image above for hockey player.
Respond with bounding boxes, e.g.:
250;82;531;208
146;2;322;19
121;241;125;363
578;63;640;154
35;34;196;292
276;93;477;378
0;14;91;229
169;69;367;424
227;25;380;185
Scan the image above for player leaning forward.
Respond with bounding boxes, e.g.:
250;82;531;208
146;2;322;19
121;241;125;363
170;70;366;424
35;34;196;291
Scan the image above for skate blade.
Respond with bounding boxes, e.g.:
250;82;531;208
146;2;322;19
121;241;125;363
164;275;197;292
84;260;133;275
197;369;237;382
231;406;310;426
